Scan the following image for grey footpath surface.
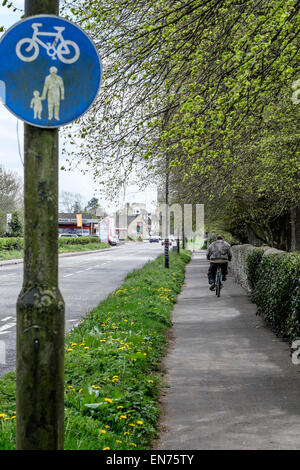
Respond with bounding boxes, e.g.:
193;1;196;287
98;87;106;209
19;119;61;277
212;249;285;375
156;251;300;450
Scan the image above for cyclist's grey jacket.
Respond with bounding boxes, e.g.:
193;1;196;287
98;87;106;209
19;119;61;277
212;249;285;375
206;240;232;263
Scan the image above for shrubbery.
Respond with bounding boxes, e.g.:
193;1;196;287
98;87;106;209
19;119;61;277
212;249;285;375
58;236;103;246
0;238;23;251
0;236;105;250
247;251;300;342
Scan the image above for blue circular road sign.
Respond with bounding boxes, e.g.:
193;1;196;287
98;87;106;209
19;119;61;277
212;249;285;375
0;15;102;128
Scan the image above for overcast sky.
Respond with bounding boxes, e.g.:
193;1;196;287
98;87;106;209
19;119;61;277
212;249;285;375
0;1;157;213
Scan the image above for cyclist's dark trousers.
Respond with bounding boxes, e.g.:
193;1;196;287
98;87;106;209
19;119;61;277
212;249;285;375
208;262;228;284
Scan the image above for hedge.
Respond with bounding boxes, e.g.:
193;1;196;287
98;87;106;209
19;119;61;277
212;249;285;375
58;236;104;246
0;238;23;251
0;236;104;251
247;250;300;342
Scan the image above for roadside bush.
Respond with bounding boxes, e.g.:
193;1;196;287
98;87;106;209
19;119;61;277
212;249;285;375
0;238;23;251
247;251;300;341
58;236;102;246
246;249;264;290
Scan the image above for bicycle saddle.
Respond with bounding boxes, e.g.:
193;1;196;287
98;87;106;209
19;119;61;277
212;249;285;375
53;27;65;32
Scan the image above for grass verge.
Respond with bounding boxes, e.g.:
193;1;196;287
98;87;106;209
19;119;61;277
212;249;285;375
0;242;110;261
58;241;110;253
0;250;23;261
0;250;191;450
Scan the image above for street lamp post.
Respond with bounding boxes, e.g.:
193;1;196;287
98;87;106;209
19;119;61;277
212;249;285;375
164;152;170;269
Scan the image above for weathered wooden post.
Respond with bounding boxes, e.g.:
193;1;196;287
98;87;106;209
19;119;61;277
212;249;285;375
0;0;101;448
16;0;65;450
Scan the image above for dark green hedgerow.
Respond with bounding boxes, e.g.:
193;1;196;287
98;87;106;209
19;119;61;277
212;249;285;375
246;249;264;290
0;250;191;450
0;238;23;251
247;251;300;341
58;236;104;246
0;237;109;260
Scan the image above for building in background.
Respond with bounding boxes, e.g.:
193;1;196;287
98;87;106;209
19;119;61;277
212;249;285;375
115;202;151;240
58;213;97;236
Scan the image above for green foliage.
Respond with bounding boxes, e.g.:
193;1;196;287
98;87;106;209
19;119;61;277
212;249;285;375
58;236;105;246
0;251;191;450
0;237;23;251
247;251;300;341
0;237;109;260
62;0;299;243
246;250;264;290
8;211;23;237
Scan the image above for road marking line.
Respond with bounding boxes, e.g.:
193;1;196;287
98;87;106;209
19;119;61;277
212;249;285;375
76;270;84;274
1;317;13;322
0;323;16;332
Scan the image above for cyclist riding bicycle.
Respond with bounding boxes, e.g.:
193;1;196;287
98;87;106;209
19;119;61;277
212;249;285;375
206;235;232;291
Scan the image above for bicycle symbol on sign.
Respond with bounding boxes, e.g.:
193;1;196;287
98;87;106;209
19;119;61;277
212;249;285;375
16;23;80;64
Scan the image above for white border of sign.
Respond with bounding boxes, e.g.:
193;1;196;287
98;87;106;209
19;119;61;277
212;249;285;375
0;14;103;128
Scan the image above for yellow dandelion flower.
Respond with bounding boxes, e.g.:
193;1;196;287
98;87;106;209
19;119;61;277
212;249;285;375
136;420;143;425
117;406;124;409
116;440;122;444
129;423;135;427
105;425;110;429
130;443;137;447
104;398;113;403
103;447;110;450
124;432;129;435
119;415;127;419
100;430;106;434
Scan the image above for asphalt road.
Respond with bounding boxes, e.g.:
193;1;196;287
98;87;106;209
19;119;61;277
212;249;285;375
0;242;162;376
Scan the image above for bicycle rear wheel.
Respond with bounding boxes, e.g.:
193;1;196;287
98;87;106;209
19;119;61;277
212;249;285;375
215;270;222;297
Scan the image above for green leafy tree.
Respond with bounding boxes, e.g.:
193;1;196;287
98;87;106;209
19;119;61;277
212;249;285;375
61;0;299;246
8;211;23;237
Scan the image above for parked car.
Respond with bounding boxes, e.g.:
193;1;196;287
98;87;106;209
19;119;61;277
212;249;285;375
161;239;172;246
109;238;118;246
59;233;78;238
149;236;160;243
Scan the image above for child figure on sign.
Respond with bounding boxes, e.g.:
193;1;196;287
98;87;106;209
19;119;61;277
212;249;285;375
30;90;43;119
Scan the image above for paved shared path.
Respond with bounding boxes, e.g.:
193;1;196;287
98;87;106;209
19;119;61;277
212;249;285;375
157;251;300;450
0;242;162;376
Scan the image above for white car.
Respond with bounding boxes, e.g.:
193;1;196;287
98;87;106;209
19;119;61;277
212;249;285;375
59;233;78;238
